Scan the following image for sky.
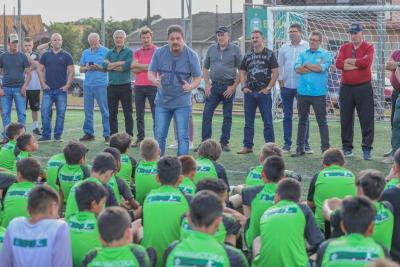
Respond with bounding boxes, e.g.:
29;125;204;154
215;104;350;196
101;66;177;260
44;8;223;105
1;0;259;23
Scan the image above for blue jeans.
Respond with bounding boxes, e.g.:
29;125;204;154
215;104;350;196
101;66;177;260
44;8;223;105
201;83;234;145
281;87;310;149
0;87;26;134
155;105;191;156
41;88;67;139
243;91;275;149
83;85;110;137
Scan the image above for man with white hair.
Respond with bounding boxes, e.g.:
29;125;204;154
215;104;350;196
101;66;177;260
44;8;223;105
38;33;74;142
103;30;133;137
79;33;110;143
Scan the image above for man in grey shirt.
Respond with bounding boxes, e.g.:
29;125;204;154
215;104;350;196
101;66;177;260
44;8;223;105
199;26;241;152
278;23;312;153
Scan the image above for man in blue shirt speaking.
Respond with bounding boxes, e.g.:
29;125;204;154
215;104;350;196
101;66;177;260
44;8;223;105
292;31;332;157
148;24;201;156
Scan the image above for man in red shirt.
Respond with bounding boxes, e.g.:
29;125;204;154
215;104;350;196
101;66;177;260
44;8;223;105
131;27;157;147
336;23;375;160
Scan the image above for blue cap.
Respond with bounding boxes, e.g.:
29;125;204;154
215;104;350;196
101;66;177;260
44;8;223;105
347;23;363;33
216;26;229;34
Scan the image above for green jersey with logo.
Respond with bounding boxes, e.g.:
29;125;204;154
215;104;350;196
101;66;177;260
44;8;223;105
117;153;135;188
178;177;195;196
65;177;102;219
142;185;189;267
309;165;356;229
245;165;263;187
135;160;159;204
82;244;151;267
193;157;218;184
46;153;66;191
0;226;6;251
317;234;387;267
0;140;17;171
67;211;100;267
1;181;36;227
58;164;91;202
374;202;394;249
13;151;30;172
385;178;400;190
243;183;277;248
253;200;324;267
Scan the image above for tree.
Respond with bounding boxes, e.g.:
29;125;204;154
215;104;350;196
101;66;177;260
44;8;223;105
48;23;82;62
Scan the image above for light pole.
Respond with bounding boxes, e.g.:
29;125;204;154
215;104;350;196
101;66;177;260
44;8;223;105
101;0;105;46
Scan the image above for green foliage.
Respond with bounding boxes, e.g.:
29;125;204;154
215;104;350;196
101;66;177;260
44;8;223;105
48;23;83;62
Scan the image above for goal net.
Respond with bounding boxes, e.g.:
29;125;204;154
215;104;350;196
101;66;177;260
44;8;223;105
244;4;400;120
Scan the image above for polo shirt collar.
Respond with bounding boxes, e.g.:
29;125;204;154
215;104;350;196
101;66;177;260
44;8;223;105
141;44;155;50
217;42;231;51
307;47;323;53
112;46;127;53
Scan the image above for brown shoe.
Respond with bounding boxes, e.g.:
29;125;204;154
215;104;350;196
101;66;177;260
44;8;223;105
79;134;95;142
237;147;253;154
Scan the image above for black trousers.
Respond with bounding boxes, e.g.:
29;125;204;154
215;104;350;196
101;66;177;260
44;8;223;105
296;95;330;152
134;85;157;141
339;82;374;151
107;83;133;136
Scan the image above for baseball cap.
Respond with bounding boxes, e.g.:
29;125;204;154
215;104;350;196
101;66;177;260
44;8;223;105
347;23;363;33
216;26;229;34
8;33;19;43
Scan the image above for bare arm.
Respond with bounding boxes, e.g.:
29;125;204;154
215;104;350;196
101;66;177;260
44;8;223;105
62;64;74;91
38;63;49;89
131;62;149;73
386;60;398;71
20;68;32;96
148;71;161;87
243;205;251;220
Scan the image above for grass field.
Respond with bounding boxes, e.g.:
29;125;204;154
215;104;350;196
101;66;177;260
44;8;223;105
21;108;392;199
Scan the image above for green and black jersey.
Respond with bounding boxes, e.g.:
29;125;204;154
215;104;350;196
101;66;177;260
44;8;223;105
385;178;400;191
45;153;66;191
0;140;19;171
117;153;137;188
242;183;277;248
82;244;153;267
57;164;91;202
316;233;389;267
177;177;195;197
193;157;230;188
307;165;356;229
164;231;249;267
252;200;324;267
135;160;160;204
108;175;134;205
244;165;302;187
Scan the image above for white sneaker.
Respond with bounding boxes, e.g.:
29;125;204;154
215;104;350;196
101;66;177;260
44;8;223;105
189;142;195;149
168;141;178;149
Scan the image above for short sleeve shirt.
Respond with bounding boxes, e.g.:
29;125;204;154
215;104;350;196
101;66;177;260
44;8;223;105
240;47;279;91
134;45;157;86
79;46;109;86
27;52;41;90
39;49;74;89
149;44;202;108
0;52;30;88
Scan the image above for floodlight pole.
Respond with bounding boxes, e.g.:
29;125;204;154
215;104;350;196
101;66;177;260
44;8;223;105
17;0;21;45
101;0;105;46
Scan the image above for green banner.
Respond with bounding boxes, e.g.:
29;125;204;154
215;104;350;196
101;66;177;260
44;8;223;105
246;7;268;39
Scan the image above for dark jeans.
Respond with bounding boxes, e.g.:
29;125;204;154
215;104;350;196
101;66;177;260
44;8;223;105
281;87;310;149
339;82;374;151
201;83;234;145
391;94;400;155
135;85;156;141
296;95;330;152
107;83;133;136
243;91;275;149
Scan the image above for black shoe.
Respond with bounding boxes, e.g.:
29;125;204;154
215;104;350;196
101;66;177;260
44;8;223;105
32;128;42;135
291;150;305;157
54;136;63;142
79;134;95;142
104;136;110;144
38;137;51;142
363;150;372;161
221;143;231;152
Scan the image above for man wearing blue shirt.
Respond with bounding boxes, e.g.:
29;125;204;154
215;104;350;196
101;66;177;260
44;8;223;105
38;33;74;142
292;31;332;156
148;24;201;156
79;33;110;143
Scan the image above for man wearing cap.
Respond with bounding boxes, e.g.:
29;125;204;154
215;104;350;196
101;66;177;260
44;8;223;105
0;33;31;140
336;23;375;160
199;26;242;152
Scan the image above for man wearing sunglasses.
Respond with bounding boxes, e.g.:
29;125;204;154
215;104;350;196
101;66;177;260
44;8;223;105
336;23;375;160
292;31;332;157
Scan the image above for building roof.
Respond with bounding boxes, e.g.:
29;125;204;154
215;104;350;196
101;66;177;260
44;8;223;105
128;12;243;44
0;15;45;44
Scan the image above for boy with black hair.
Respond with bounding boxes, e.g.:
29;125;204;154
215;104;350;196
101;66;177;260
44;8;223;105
142;156;190;267
82;207;152;267
0;185;72;267
0;122;25;171
164;191;249;267
15;133;38;162
68;181;108;267
45;152;66;191
324;170;394;249
1;158;40;227
65;152;118;219
242;155;285;249
307;148;356;233
57;141;90;206
178;155;196;196
180;179;242;246
135;137;160;204
103;147;141;217
109;133;137;188
252;179;324;267
316;196;389;267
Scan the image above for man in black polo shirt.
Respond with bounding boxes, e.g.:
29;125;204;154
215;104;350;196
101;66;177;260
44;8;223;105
199;26;242;152
238;30;279;154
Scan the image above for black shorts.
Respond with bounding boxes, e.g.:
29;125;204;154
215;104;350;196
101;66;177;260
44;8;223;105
26;90;40;111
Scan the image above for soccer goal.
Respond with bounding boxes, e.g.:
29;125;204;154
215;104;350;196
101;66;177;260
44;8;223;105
244;4;400;120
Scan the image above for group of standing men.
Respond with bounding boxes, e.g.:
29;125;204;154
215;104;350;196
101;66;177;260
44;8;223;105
0;22;379;160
